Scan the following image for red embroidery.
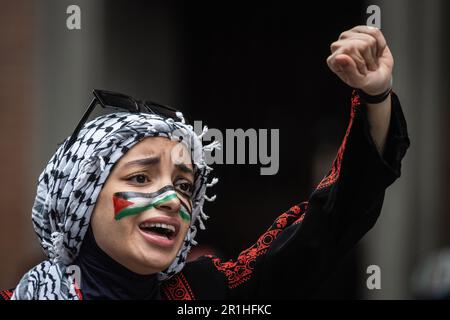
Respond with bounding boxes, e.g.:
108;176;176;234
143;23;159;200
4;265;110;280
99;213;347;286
351;91;361;107
316;91;360;190
211;203;307;289
291;205;301;214
0;289;13;300
162;272;195;300
113;195;134;217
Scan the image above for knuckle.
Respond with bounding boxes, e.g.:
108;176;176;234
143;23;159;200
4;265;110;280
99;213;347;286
360;42;372;53
339;31;349;40
349;45;359;54
372;27;382;36
330;41;340;51
340;46;350;55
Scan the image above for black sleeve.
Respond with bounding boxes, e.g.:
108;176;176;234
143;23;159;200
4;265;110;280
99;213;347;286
184;91;410;299
257;91;410;298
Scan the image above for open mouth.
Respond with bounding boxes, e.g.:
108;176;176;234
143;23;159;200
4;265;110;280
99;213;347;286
138;222;176;240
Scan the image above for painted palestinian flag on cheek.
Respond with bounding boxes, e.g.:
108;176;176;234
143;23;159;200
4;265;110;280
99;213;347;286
113;185;191;221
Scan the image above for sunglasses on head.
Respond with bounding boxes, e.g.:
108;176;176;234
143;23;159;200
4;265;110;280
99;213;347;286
63;89;184;153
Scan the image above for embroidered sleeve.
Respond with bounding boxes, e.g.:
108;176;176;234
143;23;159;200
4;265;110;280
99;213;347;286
0;289;14;300
161;272;196;300
209;202;307;290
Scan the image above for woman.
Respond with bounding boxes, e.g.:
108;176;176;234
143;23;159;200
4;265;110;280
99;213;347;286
1;26;409;300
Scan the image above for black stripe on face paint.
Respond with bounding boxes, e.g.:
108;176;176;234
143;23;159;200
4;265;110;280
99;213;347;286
114;185;175;200
178;197;193;215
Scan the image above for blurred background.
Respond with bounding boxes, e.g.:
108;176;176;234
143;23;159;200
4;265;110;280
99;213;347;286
0;0;449;299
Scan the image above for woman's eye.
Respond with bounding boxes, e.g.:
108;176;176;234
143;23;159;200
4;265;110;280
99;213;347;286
176;181;194;197
129;174;149;184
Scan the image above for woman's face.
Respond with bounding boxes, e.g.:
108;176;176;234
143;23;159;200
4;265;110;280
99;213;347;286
91;136;194;275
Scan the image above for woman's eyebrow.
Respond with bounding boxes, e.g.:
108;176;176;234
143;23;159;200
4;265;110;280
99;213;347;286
175;163;194;178
123;156;160;169
122;156;194;178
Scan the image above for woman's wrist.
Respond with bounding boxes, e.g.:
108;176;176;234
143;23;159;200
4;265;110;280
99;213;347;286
357;77;393;104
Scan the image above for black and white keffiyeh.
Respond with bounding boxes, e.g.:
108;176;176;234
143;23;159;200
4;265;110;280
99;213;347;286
12;112;219;300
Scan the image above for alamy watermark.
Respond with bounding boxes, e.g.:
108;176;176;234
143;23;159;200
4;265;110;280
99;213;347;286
193;121;279;176
66;5;81;30
366;5;381;29
66;264;82;293
171;121;280;176
366;264;381;290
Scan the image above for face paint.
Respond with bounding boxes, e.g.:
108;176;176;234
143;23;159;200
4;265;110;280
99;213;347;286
113;185;192;221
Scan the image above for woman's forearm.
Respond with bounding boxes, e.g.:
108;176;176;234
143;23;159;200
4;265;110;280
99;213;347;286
367;94;392;155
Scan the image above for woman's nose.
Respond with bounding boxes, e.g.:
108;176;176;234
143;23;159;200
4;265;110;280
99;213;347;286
154;188;181;214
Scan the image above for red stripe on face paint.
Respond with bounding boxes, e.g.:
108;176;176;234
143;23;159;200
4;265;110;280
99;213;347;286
113;195;135;217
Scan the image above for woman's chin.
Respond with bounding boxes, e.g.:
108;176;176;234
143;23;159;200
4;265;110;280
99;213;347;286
129;244;174;274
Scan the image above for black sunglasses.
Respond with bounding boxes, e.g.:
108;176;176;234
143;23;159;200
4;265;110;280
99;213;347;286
63;89;184;153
